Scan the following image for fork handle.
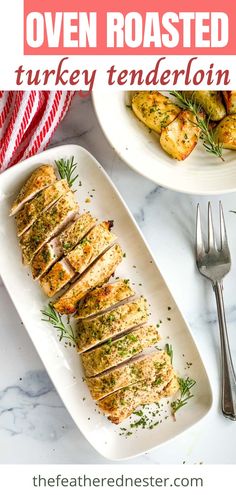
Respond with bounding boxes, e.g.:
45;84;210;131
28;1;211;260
213;281;236;421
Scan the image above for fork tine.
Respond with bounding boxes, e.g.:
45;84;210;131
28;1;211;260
219;202;230;256
196;204;205;259
208;202;217;252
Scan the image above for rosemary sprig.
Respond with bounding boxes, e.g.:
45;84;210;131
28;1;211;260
171;376;196;416
165;343;173;364
55;156;78;188
169;91;224;161
41;303;77;345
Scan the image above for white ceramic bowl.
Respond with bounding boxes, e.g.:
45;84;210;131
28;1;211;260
93;91;236;195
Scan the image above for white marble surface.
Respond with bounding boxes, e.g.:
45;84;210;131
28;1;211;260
0;95;236;464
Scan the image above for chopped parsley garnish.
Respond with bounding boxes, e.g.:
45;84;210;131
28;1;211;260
165;343;173;364
63;242;72;251
119;402;169;437
80;237;89;245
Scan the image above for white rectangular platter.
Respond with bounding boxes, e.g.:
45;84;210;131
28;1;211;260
0;144;212;460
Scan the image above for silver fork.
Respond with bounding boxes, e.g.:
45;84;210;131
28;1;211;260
196;202;236;421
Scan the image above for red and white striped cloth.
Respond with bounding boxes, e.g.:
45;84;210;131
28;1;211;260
0;91;75;172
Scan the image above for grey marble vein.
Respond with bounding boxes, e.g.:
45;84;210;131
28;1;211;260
0;371;74;441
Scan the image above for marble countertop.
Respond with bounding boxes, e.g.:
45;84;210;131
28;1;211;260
0;95;236;464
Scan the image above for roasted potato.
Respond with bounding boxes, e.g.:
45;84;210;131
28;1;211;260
223;91;236;114
214;115;236;149
160;110;201;160
182;91;226;121
131;91;181;134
